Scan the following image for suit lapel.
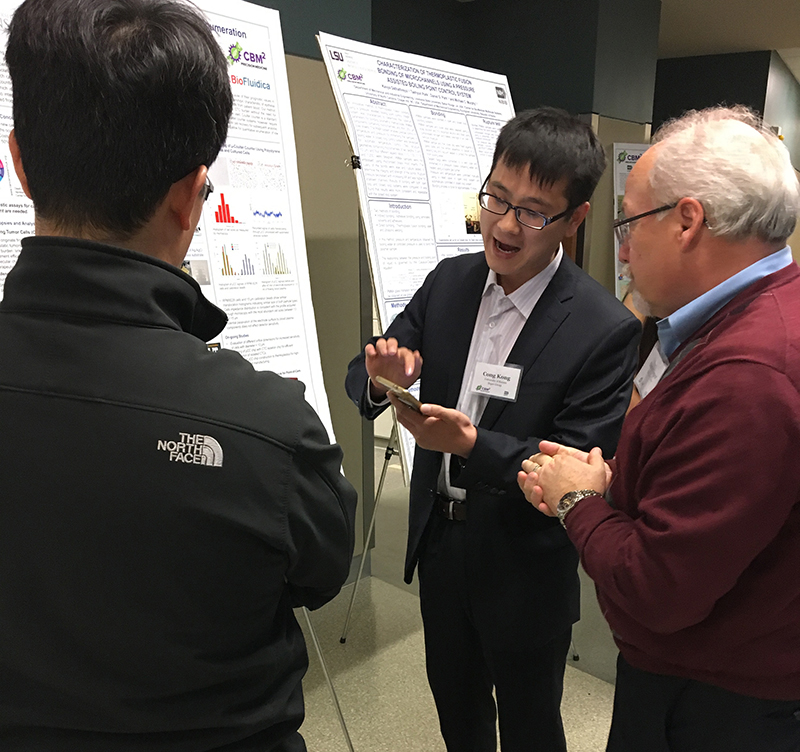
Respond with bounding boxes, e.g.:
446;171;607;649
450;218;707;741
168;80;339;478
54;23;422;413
478;257;578;429
443;257;487;408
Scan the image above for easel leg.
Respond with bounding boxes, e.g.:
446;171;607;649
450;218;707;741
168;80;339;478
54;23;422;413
339;424;398;644
302;606;356;752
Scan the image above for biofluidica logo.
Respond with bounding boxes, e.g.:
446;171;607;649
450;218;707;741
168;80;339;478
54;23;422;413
157;432;223;467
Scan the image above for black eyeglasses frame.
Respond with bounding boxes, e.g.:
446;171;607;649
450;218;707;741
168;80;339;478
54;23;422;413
477;176;571;231
201;175;214;202
613;203;677;244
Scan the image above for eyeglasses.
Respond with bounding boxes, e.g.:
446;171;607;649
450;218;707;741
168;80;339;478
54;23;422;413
478;190;570;230
201;175;214;202
613;203;676;244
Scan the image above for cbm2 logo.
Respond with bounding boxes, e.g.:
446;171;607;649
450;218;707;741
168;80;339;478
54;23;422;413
329;49;344;62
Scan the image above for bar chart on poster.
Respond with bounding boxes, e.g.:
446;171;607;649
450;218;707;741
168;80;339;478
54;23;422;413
319;30;515;473
0;0;334;437
214;194;241;224
189;0;332;434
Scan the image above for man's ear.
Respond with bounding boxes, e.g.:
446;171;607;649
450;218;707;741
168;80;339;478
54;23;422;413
9;130;32;200
676;197;705;251
564;201;590;237
166;165;208;232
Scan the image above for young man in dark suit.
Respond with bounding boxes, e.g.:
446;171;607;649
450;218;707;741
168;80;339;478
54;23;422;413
347;108;640;751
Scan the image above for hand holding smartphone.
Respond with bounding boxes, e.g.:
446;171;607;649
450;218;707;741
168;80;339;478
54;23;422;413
375;376;422;413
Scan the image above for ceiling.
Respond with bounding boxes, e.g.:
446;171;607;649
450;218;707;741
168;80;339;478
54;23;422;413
658;0;800;83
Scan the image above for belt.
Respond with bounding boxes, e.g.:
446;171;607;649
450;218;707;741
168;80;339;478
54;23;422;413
436;493;467;521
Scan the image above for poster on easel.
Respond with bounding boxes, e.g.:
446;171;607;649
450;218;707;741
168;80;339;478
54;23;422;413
0;0;334;438
318;31;515;477
613;143;648;301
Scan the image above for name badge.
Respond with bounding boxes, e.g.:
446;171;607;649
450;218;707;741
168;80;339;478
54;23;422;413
634;342;668;399
469;362;522;402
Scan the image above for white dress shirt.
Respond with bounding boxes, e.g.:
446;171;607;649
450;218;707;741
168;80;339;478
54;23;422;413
440;247;563;499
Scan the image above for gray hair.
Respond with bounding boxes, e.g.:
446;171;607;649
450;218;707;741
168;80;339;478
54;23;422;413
650;106;800;243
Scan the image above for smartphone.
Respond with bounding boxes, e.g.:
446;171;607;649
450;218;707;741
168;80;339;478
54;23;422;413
375;376;422;413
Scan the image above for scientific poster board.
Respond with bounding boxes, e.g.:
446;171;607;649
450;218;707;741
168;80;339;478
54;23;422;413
613;143;649;301
318;31;515;474
0;0;334;437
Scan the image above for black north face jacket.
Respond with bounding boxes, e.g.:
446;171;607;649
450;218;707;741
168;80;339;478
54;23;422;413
0;237;357;751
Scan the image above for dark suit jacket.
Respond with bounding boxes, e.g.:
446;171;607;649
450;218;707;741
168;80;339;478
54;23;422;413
346;252;640;647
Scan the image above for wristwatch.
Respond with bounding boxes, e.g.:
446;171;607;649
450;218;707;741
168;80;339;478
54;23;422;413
556;489;600;528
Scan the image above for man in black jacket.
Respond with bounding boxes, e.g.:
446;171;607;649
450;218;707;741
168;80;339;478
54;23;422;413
347;109;639;751
0;1;357;750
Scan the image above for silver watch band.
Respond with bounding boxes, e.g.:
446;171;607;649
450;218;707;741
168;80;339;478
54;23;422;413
556;489;601;528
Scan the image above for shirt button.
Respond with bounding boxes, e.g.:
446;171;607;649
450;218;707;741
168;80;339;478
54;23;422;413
488;322;496;328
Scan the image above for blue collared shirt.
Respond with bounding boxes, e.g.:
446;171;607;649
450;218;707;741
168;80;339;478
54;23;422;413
657;247;794;358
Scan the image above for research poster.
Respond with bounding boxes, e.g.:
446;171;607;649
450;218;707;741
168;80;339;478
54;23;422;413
319;31;515;474
0;0;334;436
613;143;649;300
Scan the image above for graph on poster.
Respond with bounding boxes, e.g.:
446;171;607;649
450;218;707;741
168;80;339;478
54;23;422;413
219;244;258;276
219;243;256;277
263;242;290;275
252;207;284;219
214;194;240;224
215;242;292;278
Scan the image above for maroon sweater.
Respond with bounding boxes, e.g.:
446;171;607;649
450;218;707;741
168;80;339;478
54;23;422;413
567;263;800;700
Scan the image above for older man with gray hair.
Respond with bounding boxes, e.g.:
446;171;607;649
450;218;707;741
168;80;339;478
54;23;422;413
518;106;800;752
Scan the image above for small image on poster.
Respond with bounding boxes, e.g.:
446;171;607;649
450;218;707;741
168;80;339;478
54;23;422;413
463;191;481;235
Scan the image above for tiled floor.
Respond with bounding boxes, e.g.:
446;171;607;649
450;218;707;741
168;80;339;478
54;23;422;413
299;579;614;751
297;443;616;751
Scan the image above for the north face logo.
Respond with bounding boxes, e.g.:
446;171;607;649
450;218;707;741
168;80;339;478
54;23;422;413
157;432;223;467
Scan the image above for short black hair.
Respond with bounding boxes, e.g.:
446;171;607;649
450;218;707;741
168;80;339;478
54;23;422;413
489;107;606;209
6;0;233;237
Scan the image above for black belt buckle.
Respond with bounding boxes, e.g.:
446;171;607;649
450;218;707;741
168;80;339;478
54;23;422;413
437;494;466;521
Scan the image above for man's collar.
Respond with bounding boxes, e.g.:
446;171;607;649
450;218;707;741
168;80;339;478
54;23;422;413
483;246;563;318
657;246;794;358
5;236;228;342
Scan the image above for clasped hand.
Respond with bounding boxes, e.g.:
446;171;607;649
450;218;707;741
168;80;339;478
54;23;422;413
517;440;611;517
